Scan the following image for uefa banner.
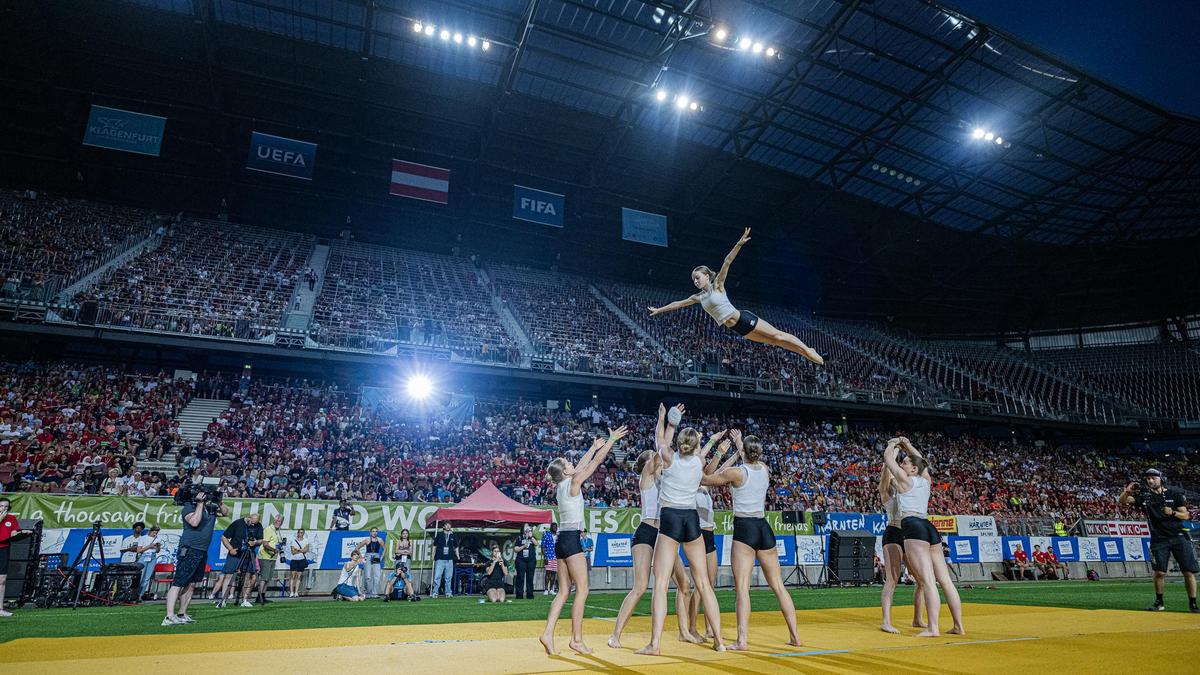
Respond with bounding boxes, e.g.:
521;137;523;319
82;105;167;156
246;131;317;180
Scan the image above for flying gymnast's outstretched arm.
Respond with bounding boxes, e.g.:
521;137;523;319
648;295;700;316
714;227;751;289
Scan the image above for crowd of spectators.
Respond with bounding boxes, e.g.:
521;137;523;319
77;220;313;339
0;189;156;301
310;242;517;363
3;365;1196;528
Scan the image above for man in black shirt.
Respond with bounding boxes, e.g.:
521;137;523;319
333;500;353;531
1120;468;1198;612
212;513;265;608
513;524;538;599
431;522;458;598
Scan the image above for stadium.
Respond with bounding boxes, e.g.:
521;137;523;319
0;0;1197;673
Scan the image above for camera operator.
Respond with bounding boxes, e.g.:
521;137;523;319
213;512;264;608
163;488;228;626
1120;468;1198;613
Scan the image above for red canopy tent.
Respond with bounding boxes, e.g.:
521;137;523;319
424;480;553;529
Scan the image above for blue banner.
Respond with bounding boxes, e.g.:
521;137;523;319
1099;537;1124;562
814;513;887;536
1001;536;1031;561
513;185;564;227
593;533;633;567
947;536;979;563
82;105;166;156
621;207;668;247
1051;537;1079;562
247;131;317;180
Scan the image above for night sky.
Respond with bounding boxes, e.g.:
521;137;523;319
947;0;1200;117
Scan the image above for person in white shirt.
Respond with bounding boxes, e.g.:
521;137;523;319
135;525;163;600
120;523;147;564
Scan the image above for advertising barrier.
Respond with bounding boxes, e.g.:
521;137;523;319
1083;520;1150;537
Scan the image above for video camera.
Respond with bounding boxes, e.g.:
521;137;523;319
174;476;224;514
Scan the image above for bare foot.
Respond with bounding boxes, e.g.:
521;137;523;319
912;620;928;628
634;644;659;656
727;641;749;651
704;630;715;639
569;640;593;655
786;637;802;647
606;636;622;649
880;624;900;634
947;626;965;636
713;642;726;652
915;630;940;638
679;632;705;644
539;634;555;655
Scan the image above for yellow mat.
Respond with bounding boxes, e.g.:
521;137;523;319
2;603;1196;674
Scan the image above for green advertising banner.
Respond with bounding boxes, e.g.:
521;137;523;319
3;494;815;537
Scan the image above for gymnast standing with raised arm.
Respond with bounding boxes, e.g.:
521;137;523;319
646;228;824;366
688;430;733;641
879;463;925;633
609;404;704;648
539;425;630;655
882;437;964;638
636;405;726;656
701;431;801;650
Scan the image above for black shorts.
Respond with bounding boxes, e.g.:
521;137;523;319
483;576;506;591
289;559;309;572
730;310;759;337
555;530;583;559
1149;533;1200;574
172;546;208;588
633;522;659;548
900;516;942;545
702;529;716;554
732;517;777;551
0;546;9;576
659;507;702;543
882;526;905;548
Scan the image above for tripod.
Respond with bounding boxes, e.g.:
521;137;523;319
68;522;107;609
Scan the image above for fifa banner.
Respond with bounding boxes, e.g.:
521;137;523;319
1082;520;1150;537
513;185;564;227
621;207;668;247
246;131;317;180
82;105;167;156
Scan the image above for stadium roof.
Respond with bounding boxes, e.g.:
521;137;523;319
110;0;1200;246
1;0;1198;332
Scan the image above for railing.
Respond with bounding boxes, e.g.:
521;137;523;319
87;304;279;341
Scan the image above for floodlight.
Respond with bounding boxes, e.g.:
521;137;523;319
971;127;985;139
468;36;477;47
675;95;690;110
765;47;776;58
481;40;491;51
984;131;994;141
689;101;699;111
440;29;450;40
994;136;1003;145
413;22;423;33
453;32;463;44
752;42;764;54
406;375;433;400
714;28;728;41
739;37;752;50
424;25;434;36
655;89;668;102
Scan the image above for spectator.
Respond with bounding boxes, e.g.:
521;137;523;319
481;546;509;603
288;529;311;598
580;529;594;573
541;523;558;596
514;524;537;600
353;527;385;598
431;522;458;599
382;560;418;602
135;525;163;601
255;515;284;604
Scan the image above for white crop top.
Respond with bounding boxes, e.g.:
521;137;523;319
730;463;769;516
696;488;715;529
641;481;661;521
896;475;930;518
557;478;584;530
883;493;901;525
698;287;737;324
659;453;701;509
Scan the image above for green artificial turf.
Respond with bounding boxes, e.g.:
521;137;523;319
1;579;1192;643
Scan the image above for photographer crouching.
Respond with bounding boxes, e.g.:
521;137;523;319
1120;468;1198;613
164;484;229;626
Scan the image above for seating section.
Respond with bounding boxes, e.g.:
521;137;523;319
1033;344;1200;420
0;189;155;299
310;241;516;362
79;220;313;339
6;371;1198;524
490;267;663;377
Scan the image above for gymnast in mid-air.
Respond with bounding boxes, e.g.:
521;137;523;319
647;228;824;366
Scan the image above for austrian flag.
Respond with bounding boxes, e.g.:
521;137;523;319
390;159;450;204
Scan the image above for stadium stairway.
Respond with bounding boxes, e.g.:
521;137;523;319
591;285;678;366
476;264;534;365
280;243;330;332
174;398;231;445
56;224;167;303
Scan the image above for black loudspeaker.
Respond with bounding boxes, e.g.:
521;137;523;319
781;510;803;525
93;564;142;604
812;511;828;527
78;300;99;325
4;519;43;602
826;529;876;586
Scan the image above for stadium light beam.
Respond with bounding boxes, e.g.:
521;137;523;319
453;32;463;44
971;127;985;139
751;42;764;54
406;375;434;400
413;22;423;33
423;25;434;36
481;40;491;51
765;46;776;58
675;95;690;110
994;136;1004;145
439;29;450;41
689;101;699;111
714;27;728;42
739;36;752;50
654;89;668;102
467;36;477;47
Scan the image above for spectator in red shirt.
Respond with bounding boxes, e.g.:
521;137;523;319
1011;544;1032;580
0;497;35;617
1046;547;1069;580
1032;545;1052;578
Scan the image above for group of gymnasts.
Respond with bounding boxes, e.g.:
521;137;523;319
537;228;963;654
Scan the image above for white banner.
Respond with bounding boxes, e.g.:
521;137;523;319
1122;537;1147;562
956;515;998;537
1083;520;1149;537
978;536;1004;563
1078;537;1101;561
795;535;825;564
